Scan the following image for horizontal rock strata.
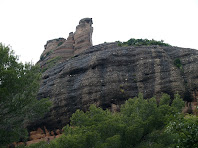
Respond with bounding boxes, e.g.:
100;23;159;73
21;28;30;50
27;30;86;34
30;43;198;130
38;18;93;69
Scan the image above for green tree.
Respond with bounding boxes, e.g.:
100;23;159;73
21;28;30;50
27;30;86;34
165;115;198;148
0;43;51;146
24;93;185;148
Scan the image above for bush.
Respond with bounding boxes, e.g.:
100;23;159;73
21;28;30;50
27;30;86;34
165;115;198;148
27;141;49;148
40;54;45;61
117;38;171;47
57;41;63;47
41;56;61;72
174;58;182;69
102;135;121;148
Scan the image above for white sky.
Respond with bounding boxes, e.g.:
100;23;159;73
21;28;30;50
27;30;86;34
0;0;198;64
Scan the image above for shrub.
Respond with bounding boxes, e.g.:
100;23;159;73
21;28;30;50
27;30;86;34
40;54;45;61
41;56;61;72
27;141;49;148
57;41;63;47
174;58;182;69
117;38;171;47
165;115;198;148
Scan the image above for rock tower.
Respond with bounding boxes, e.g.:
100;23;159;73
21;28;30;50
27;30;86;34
74;18;93;55
38;18;93;68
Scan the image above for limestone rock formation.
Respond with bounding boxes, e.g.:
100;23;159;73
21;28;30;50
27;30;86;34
74;18;93;55
32;41;198;131
38;18;93;69
32;18;198;131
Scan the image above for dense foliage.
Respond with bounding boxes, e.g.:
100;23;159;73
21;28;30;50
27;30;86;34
21;93;198;148
0;43;51;146
166;115;198;148
117;38;171;47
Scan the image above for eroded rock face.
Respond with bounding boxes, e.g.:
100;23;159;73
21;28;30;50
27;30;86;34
74;18;93;55
38;18;93;69
30;43;198;131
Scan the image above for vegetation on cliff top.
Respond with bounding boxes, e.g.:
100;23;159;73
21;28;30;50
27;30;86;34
0;43;52;147
117;38;171;47
21;93;198;148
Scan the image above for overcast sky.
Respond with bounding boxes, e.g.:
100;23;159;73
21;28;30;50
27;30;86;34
1;0;198;64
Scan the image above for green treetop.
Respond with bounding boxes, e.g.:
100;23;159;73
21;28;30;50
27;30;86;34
0;43;51;146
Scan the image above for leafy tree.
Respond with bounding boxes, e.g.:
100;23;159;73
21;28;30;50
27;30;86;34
0;43;51;146
165;115;198;148
101;135;121;148
56;93;184;148
172;93;185;113
22;93;186;148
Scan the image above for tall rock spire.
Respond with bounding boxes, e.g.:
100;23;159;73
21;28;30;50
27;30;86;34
38;18;93;69
74;18;93;55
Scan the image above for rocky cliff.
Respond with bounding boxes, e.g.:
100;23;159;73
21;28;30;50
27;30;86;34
30;18;198;131
38;18;93;69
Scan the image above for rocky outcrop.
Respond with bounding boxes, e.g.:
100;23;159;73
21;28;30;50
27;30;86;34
31;42;198;131
74;18;93;55
31;18;198;132
38;18;93;69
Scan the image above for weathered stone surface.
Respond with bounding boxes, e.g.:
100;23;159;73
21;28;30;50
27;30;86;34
74;18;93;55
30;43;198;131
38;35;74;69
38;18;93;69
